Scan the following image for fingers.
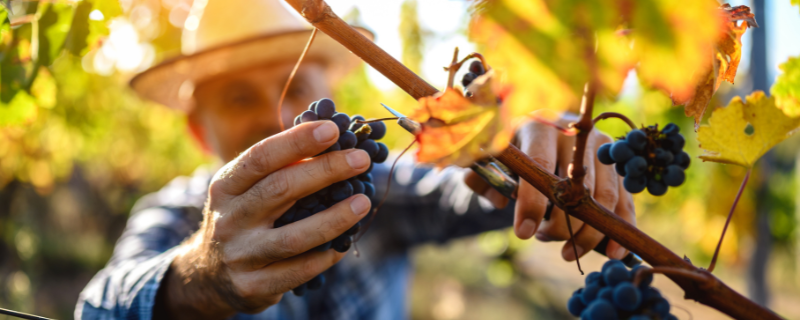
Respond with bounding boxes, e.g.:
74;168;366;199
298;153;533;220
605;175;636;260
211;121;340;196
513;122;558;239
234;194;371;267
239;149;371;218
230;249;346;305
464;171;510;209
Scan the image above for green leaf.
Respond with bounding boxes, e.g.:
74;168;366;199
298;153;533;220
65;0;92;56
0;90;37;126
36;3;75;66
772;56;800;117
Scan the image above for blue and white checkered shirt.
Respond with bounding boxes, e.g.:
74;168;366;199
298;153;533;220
75;158;515;320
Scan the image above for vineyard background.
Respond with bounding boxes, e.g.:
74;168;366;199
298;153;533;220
1;0;799;319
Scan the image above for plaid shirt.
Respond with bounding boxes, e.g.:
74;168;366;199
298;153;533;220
75;158;515;320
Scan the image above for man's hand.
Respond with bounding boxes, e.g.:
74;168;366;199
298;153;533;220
155;121;372;319
464;118;635;262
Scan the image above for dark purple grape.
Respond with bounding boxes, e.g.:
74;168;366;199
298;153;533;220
567;294;586;316
373;142;389;163
625;156;647;177
469;60;485;75
324;142;341;153
315;241;332;252
663;165;685;187
308;101;318;111
349;178;365;194
612;282;641;311
631;265;653;289
295;209;312;221
583;299;617;320
581;283;602;305
363;182;375;198
299;196;319;209
300;110;318;123
597;287;613;302
602;260;625;273
604;265;630;287
368;121;387;140
674;151;691;169
623;175;646;194
597;143;614;165
615;162;626;176
461;72;477;88
331;113;351;133
345;221;361;236
294;115;302;126
653;298;671;317
661;123;680;136
315;99;336;119
359;172;373;183
292;283;307;296
647;178;667;196
330;181;354;202
307;274;326;290
338;131;357;149
332;234;352;252
311;204;327;214
358;139;379;158
666;134;685;154
653;148;674;166
585;272;603;286
626;130;648;151
610;141;634;163
349;115;365;131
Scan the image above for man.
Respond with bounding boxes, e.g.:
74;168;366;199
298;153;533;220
75;0;635;319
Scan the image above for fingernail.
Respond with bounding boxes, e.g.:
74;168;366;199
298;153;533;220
313;122;337;143
614;246;627;259
346;150;369;169
517;219;537;239
350;195;371;215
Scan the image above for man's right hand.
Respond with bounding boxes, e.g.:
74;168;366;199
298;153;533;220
154;121;372;319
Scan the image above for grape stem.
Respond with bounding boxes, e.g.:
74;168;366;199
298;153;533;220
282;1;781;319
632;266;713;289
707;167;752;273
276;28;319;132
564;211;584;275
592;112;637;130
444;48;488;89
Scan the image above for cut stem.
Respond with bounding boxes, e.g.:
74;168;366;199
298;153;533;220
592;112;637;130
708;168;752;273
276;28;318;132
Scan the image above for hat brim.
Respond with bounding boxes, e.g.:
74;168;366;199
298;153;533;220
130;27;373;112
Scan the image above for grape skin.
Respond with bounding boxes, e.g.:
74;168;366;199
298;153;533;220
663;165;685;187
626;130;648;151
625;156;647;178
623;175;647;194
597;143;614;165
610;141;635;163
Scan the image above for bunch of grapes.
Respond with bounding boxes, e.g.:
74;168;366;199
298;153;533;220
461;60;486;92
568;260;677;320
277;98;389;296
597;123;690;196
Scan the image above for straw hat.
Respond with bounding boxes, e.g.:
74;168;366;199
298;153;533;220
130;0;373;112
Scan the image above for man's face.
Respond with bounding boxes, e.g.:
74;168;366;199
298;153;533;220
190;61;331;162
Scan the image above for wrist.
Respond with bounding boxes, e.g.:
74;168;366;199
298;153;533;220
153;233;236;320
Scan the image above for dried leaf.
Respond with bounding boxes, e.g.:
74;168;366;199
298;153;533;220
771;56;800;117
697;91;800;167
410;86;511;167
670;4;755;129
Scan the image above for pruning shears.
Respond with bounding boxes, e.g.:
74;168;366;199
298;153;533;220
381;103;642;268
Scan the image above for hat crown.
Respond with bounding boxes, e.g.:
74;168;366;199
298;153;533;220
182;0;310;55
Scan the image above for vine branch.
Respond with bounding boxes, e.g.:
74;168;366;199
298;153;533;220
282;1;781;319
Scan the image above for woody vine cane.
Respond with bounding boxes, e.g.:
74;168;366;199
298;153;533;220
281;0;781;319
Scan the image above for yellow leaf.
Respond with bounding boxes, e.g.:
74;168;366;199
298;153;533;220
410;87;511;167
771;56;800;117
697;91;800;167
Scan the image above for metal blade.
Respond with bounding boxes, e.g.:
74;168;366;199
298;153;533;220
380;103;421;135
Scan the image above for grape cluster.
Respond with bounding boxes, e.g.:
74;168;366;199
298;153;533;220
597;123;690;196
461;60;486;92
278;98;389;296
568;260;677;320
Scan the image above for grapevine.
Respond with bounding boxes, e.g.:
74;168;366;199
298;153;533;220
281;0;783;319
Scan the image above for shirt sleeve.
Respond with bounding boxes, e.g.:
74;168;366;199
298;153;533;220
368;156;516;249
75;206;201;320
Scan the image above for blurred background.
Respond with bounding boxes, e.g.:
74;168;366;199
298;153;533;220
1;0;799;319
